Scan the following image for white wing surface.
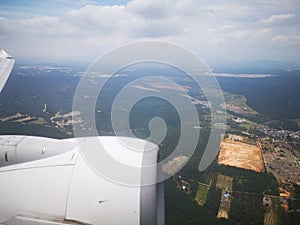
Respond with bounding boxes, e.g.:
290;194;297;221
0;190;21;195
0;48;15;93
0;136;164;225
0;214;87;225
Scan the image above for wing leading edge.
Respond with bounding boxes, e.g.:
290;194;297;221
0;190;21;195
0;48;15;93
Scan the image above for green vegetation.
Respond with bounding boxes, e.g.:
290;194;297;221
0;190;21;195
263;197;296;225
264;119;300;131
195;183;209;205
224;92;247;105
29;117;48;125
165;178;215;225
230;193;265;225
0;121;69;138
223;91;258;114
1;65;299;225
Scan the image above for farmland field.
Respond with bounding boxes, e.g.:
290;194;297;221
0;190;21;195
218;135;264;172
195;183;209;205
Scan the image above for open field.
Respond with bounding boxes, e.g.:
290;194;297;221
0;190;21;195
216;175;233;219
29;118;47;125
264;197;285;225
195;183;209;205
163;155;188;175
218;135;264;172
217;190;231;219
264;210;277;225
223;92;258;115
216;174;233;191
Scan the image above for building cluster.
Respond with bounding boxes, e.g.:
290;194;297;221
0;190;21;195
259;127;300;141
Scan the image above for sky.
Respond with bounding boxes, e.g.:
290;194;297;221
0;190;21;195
0;0;299;66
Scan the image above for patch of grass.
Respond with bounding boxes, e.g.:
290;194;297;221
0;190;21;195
239;123;253;131
29;117;47;125
223;92;258;114
195;184;209;206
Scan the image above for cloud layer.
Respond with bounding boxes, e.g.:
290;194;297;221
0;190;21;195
0;0;299;64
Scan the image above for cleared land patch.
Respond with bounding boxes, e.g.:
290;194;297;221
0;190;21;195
216;174;233;219
218;134;264;172
163;155;188;175
216;174;233;191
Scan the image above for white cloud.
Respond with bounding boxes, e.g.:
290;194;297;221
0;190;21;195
208;37;226;45
264;14;295;23
206;4;252;18
220;25;234;30
0;0;299;63
272;35;300;44
220;28;271;41
127;0;173;19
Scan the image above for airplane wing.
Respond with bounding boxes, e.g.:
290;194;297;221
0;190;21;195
0;214;88;225
0;136;165;225
0;48;15;93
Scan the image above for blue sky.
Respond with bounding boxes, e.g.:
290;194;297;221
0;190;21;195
0;0;129;18
0;0;299;65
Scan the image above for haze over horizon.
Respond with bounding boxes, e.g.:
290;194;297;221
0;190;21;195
0;0;300;66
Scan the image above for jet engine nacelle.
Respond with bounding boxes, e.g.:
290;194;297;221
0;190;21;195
0;135;165;225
